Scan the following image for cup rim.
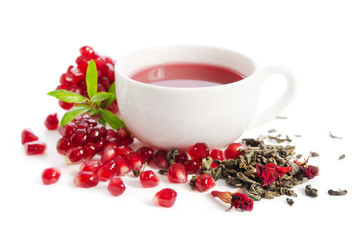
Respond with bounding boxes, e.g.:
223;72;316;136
114;44;256;91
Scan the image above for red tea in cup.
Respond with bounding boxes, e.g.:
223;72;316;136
130;63;245;88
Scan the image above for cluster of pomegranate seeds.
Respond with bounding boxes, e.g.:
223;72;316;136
21;128;47;155
153;188;177;208
41;167;61;185
56;46;118;113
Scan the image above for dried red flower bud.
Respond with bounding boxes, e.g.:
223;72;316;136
211;189;253;211
294;157;319;179
255;162;291;186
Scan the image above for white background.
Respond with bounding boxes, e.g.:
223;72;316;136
0;0;360;239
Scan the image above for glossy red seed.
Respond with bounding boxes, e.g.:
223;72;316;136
153;188;177;208
167;163;188;183
80;160;102;173
137;146;154;164
113;155;131;176
153;150;170;169
174;152;188;164
127;152;143;171
41;167;61;185
210;149;224;168
107;176;126;196
102;62;115;81
116;145;133;156
100;147;117;165
184;159;201;174
88;127;102;143
104;137;122;148
83;143;97;161
79;46;95;59
93;55;106;71
97;160;117;181
59;100;74;110
59;121;77;137
24;141;47;155
140;170;159;188
21;128;39;144
194;174;215;192
70;129;88;146
116;127;133;145
74;171;99;188
44;113;59;130
56;137;70;155
66;146;85;163
60;73;76;88
106;129;117;140
67;65;84;83
75;55;89;73
99;77;111;90
188;143;209;159
224;143;243;159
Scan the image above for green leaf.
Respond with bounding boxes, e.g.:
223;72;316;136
88;108;100;116
60;105;92;127
90;92;115;104
100;109;127;130
86;59;98;99
98;117;106;126
105;82;116;109
47;90;88;103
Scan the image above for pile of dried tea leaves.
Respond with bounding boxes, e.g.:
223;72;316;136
191;138;319;201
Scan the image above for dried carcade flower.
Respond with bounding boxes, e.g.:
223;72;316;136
211;189;253;211
305;184;318;198
255;162;291;186
328;189;347;196
294;157;319;179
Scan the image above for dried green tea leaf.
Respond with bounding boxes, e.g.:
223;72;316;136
328;189;347;196
338;154;345;160
329;131;343;139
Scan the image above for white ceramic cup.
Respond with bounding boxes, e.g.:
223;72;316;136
115;45;296;150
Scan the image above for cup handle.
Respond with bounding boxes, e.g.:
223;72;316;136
247;65;297;129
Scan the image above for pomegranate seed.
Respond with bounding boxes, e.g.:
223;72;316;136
84;118;98;127
75;55;89;73
106;129;117;140
95;138;105;153
41;167;61;185
113;155;131;176
21;128;39;144
174;152;188;164
70;129;88;146
194;174;215;192
116;145;133;156
167;163;187;183
59;100;74;110
83;143;97;161
153;150;170;169
153;188;177;208
66;146;85;163
24;141;47;155
127;152;143;171
67;65;84;83
44;113;59;130
116;127;133;145
102;63;115;81
188;143;209;159
100;147;117;165
137;146;154;164
93;55;106;71
184;159;201;174
56;137;70;155
210;149;224;168
97;160;117;181
80;160;102;173
140;170;159;188
87;127;102;143
79;46;95;59
104;137;122;148
59;121;77;137
60;73;76;88
107;176;126;196
99;77;111;90
224;143;243;159
74;171;99;188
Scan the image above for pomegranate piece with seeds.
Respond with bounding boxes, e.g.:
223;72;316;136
107;176;126;196
41;167;61;185
74;171;99;188
21;128;39;144
140;170;159;188
194;174;215;192
153;188;177;208
224;143;243;159
188;143;209;160
167;163;188;183
24;141;47;155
